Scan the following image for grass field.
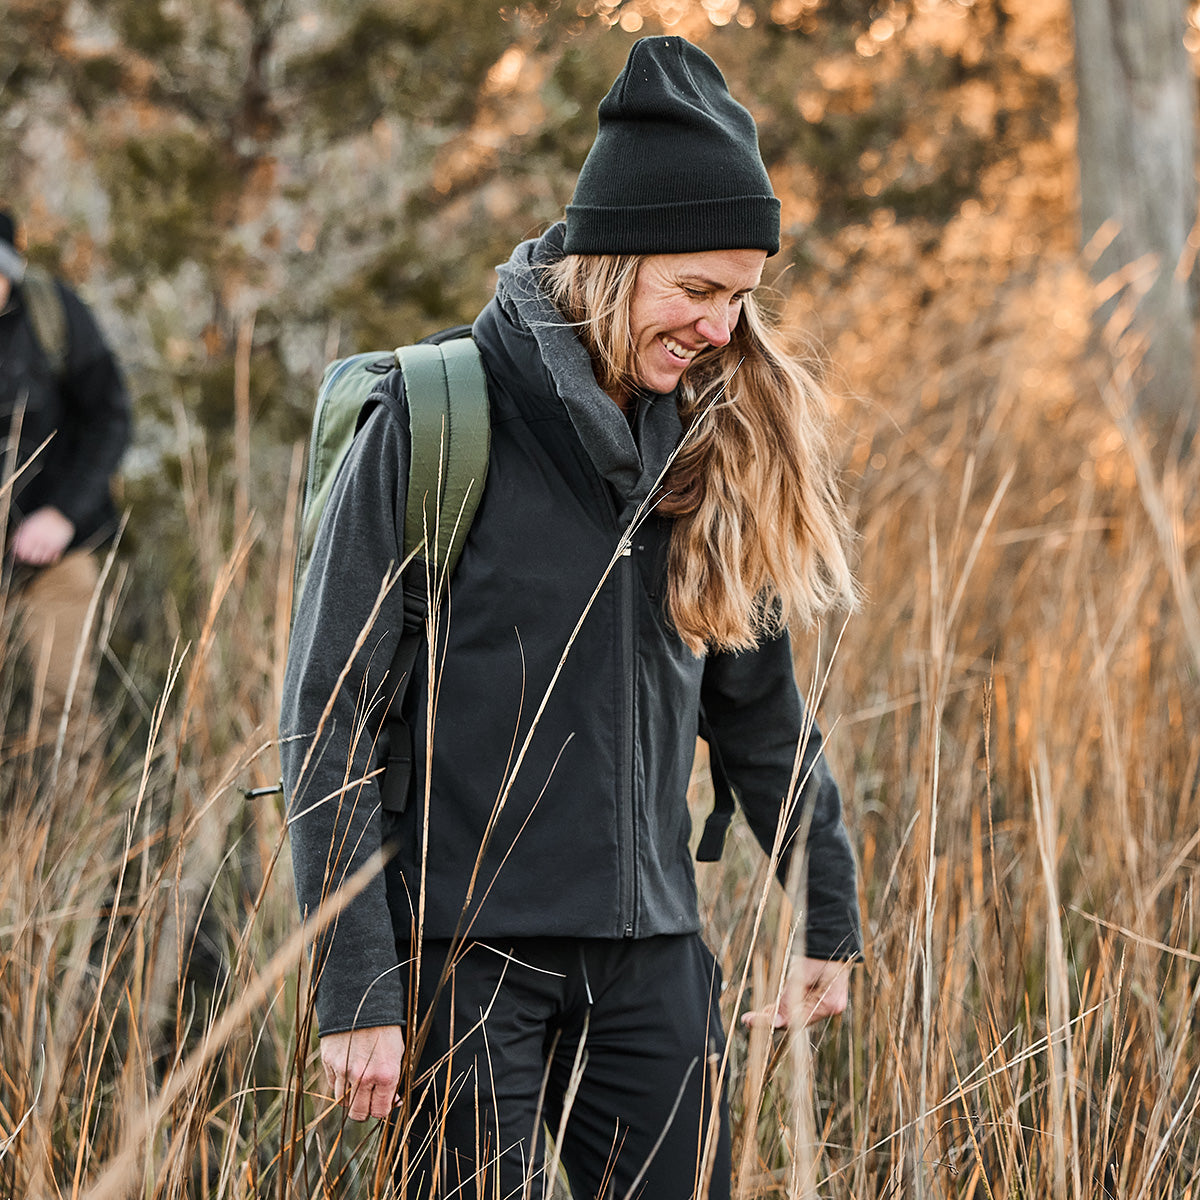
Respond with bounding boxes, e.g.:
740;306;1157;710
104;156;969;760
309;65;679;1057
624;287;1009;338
3;266;1199;1199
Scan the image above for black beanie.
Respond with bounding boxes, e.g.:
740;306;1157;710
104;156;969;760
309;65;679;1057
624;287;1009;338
563;37;780;257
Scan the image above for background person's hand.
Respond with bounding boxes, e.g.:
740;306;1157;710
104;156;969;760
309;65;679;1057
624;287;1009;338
10;506;75;566
320;1024;406;1121
741;955;852;1030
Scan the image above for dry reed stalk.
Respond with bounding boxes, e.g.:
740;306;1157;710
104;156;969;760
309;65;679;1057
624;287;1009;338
8;260;1200;1199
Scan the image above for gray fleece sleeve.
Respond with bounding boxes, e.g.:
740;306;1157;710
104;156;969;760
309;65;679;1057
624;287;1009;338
701;632;863;962
279;402;411;1036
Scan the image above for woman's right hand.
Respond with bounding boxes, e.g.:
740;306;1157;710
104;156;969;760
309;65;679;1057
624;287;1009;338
320;1024;406;1120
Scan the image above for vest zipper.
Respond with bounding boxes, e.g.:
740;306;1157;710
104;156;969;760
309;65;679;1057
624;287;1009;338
618;540;637;938
598;471;640;941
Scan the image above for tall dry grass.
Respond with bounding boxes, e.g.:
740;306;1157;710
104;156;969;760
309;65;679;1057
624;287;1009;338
3;278;1200;1199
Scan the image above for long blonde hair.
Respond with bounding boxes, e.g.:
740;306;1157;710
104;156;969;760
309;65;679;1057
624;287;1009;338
541;252;858;654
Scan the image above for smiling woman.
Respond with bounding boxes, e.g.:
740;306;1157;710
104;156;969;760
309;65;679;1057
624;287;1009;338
281;34;863;1200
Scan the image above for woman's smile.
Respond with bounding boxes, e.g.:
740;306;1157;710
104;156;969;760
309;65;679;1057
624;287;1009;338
660;334;700;363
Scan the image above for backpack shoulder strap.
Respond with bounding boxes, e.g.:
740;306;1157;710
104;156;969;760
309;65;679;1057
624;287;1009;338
22;268;69;377
395;337;490;580
379;336;489;816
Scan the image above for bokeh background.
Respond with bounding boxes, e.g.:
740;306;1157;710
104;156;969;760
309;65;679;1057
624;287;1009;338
4;1;1200;1197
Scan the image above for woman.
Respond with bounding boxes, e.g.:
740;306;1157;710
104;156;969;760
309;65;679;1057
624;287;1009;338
281;35;861;1199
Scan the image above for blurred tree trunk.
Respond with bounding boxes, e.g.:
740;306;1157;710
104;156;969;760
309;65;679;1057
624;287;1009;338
1071;0;1198;444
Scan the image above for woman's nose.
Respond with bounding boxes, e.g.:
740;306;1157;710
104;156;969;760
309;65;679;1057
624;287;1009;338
695;304;733;348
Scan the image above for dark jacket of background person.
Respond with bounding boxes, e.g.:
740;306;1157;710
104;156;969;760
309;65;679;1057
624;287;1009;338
280;224;862;1038
0;274;131;550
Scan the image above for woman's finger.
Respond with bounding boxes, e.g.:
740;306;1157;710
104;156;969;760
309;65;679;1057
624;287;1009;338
347;1082;374;1122
369;1083;397;1119
740;1006;785;1028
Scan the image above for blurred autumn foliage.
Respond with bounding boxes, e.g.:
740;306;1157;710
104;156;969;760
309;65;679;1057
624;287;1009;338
4;0;1110;630
2;1;1081;409
7;4;1200;1197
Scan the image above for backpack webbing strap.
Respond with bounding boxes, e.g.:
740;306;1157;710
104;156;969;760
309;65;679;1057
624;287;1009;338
379;584;433;814
696;706;738;861
380;338;490;815
396;340;490;577
22;268;69;378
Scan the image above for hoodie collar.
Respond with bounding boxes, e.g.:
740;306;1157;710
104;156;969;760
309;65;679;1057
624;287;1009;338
489;222;683;511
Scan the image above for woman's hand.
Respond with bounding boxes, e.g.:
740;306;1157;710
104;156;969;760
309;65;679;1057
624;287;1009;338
741;956;852;1030
10;506;75;565
321;1024;406;1121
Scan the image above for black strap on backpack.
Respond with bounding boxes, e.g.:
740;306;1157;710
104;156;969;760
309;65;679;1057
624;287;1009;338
378;582;435;814
695;705;737;861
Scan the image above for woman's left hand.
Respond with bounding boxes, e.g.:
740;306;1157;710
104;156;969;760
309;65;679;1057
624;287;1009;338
740;955;851;1030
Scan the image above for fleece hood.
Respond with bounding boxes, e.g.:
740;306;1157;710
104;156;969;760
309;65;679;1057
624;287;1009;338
484;222;684;515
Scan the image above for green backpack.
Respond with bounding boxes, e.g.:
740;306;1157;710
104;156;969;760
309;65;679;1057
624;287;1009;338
294;326;491;812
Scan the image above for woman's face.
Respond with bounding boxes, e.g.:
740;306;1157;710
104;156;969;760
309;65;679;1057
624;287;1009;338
627;247;767;396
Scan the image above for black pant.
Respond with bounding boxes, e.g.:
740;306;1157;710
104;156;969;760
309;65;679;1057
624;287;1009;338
392;934;732;1199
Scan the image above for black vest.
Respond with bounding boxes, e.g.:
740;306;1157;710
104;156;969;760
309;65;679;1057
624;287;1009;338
378;298;707;942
